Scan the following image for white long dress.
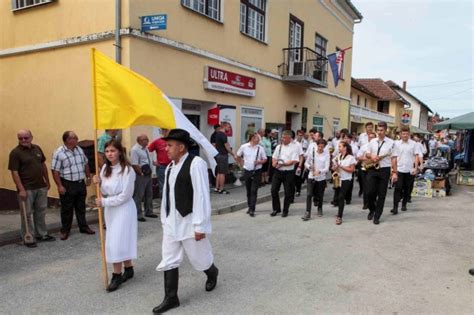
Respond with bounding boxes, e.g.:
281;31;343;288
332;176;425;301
100;164;137;263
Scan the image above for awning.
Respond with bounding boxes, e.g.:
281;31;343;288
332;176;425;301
433;112;474;130
410;126;431;135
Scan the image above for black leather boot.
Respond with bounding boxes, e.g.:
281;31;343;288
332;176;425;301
106;273;123;292
123;266;134;282
153;268;180;314
204;264;219;292
301;211;311;221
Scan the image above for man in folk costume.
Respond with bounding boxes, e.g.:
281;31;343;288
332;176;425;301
154;129;219;314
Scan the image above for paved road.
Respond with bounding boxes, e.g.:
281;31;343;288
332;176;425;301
1;183;473;314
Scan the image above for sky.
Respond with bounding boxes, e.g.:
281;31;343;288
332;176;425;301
352;0;473;119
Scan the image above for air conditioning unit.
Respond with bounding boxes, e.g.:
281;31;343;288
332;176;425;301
288;61;305;76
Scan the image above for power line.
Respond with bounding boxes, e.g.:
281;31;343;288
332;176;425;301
424;87;474;101
409;78;473;88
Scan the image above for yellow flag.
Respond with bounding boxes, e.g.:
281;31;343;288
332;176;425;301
91;48;176;130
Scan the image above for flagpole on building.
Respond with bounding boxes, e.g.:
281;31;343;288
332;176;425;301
91;48;109;289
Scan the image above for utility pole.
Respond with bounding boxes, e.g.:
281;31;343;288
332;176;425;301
115;0;121;64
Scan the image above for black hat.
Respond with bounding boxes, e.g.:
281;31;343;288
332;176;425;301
162;128;194;146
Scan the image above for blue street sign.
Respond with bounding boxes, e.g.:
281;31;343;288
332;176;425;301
141;14;167;32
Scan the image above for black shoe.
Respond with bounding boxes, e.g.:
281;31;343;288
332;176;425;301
25;242;37;248
367;212;374;220
153;268;180;314
373;218;380;225
249;210;255;217
346;200;351;205
401;205;407;211
301;211;311;221
390;208;398;215
270;210;281;217
246;209;250;214
36;235;56;242
107;273;123;292
145;214;158;218
123;266;134;282
281;211;288;218
313;200;318;207
138;217;147;222
204;264;219;292
469;269;474;276
317;207;323;217
362;205;368;210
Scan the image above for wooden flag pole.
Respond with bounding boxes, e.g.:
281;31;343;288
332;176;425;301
91;48;108;289
94;131;108;289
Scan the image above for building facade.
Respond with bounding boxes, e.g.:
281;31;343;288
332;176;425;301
0;0;362;202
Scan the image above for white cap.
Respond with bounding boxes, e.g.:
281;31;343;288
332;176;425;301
271;129;278;133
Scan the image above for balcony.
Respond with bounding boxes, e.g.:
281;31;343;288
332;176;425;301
279;47;328;88
350;104;395;124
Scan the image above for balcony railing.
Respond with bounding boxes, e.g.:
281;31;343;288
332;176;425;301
279;47;328;88
350;104;395;124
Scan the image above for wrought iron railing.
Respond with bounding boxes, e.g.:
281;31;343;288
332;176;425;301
280;47;328;85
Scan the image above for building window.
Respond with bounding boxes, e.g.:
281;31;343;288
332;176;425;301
182;0;221;21
314;33;328;83
377;101;390;114
312;116;324;132
240;0;266;42
332;118;340;136
364;98;367;107
241;106;264;144
12;0;54;11
357;95;360;105
336;47;345;80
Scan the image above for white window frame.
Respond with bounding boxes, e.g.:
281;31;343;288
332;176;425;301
240;0;267;43
312;116;324;133
182;0;222;22
12;0;54;11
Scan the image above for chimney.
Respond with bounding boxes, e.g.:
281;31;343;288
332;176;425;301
402;81;407;90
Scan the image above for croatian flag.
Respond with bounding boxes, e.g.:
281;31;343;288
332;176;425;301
327;49;345;87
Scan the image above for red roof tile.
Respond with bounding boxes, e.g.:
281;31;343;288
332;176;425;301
355;78;403;101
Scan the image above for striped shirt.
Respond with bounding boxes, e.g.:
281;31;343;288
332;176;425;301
51;145;88;181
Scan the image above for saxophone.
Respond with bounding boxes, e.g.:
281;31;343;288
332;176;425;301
332;154;341;188
362;152;392;171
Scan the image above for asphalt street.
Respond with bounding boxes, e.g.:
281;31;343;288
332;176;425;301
1;182;473;314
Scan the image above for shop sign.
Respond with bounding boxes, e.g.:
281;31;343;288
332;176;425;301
204;66;256;97
141;14;167;31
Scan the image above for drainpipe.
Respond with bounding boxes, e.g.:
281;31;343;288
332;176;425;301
115;0;121;64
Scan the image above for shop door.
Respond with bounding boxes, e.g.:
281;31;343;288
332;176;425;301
185;114;200;156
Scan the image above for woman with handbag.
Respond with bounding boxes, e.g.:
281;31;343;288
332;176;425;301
236;132;268;217
332;142;356;225
94;140;138;292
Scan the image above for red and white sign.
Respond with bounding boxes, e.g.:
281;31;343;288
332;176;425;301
204;66;256;97
207;106;220;125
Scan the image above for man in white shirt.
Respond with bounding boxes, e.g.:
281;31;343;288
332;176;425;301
390;127;422;214
236;132;267;217
428;136;437;157
294;130;307;198
365;121;395;225
131;134;155;221
357;131;376;209
154;129;218;314
358;122;374;148
270;130;300;217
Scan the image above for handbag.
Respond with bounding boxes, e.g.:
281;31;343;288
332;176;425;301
141;164;152;176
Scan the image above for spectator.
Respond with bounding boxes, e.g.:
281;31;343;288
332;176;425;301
148;129;171;199
214;123;237;194
97;129;119;167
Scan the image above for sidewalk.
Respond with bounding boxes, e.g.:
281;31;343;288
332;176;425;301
0;180;281;246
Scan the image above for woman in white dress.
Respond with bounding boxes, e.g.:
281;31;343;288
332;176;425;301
94;140;138;292
332;142;356;225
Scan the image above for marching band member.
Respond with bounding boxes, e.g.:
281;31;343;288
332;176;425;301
358;122;374;148
302;139;330;220
357;131;376;209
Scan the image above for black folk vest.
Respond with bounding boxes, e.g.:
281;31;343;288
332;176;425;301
166;154;195;218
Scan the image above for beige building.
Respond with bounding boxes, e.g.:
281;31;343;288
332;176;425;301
0;0;362;205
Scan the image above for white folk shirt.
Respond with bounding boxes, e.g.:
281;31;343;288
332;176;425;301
366;137;395;169
272;142;300;171
393;139;422;174
237;143;267;171
358;132;369;148
305;148;330;181
160;153;212;241
333;154;357;181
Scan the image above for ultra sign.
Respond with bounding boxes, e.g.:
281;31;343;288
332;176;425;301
203;66;256;97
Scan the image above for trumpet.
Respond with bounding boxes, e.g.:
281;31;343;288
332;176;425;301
361;153;392;171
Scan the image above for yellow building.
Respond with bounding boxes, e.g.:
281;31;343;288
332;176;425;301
350;78;408;135
0;0;362;205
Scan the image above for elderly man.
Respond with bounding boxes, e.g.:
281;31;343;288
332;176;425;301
131;134;155;221
9;129;55;248
148;129;171;199
153;129;218;314
52;131;95;240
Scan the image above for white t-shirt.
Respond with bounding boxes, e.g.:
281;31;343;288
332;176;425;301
366;137;395;169
272;142;300;171
393;139;422;174
333;154;357;181
237;143;267;171
305;147;330;181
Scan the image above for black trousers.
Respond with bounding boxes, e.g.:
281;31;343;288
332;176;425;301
360;169;369;207
294;160;306;194
244;169;261;211
357;165;364;195
334;180;352;218
271;170;295;213
333;175;353;203
394;172;414;208
367;167;391;220
306;179;326;212
59;178;88;233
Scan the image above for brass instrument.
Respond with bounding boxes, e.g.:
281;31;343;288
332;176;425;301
361;152;392;171
332;154;341;188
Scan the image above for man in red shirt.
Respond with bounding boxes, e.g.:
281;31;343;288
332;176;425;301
149;129;171;199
